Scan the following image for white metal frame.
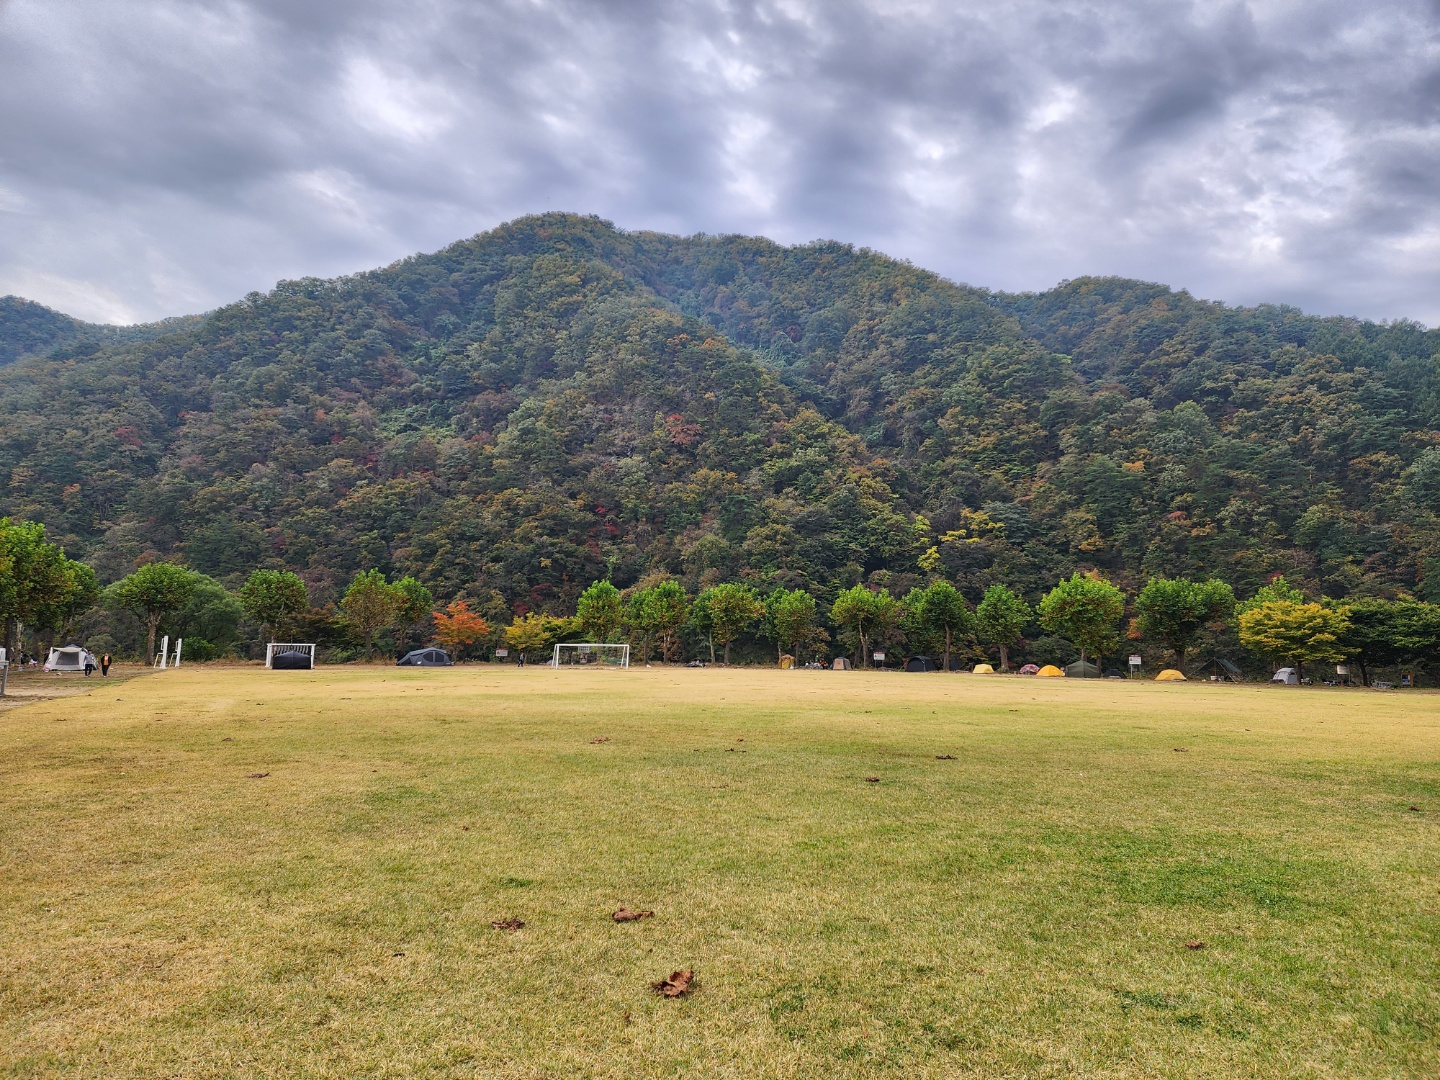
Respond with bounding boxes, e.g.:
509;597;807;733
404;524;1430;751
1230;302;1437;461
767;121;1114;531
551;642;630;669
265;642;316;669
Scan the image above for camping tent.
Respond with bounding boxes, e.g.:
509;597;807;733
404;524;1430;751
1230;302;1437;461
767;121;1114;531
1036;664;1065;677
1271;667;1299;685
270;649;313;670
1104;668;1126;679
832;657;852;670
1155;669;1187;681
973;663;995;674
1018;664;1040;675
44;646;90;673
1199;657;1244;682
397;648;452;667
1064;660;1101;679
904;655;937;672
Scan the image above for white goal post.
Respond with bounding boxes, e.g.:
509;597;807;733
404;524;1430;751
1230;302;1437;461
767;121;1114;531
551;643;630;669
266;643;317;669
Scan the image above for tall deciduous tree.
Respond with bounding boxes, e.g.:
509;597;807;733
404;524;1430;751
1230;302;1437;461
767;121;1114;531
341;569;403;660
1238;600;1351;681
392;577;434;639
696;583;765;665
432;599;491;657
766;587;818;663
1335;598;1440;684
903;581;971;672
576;580;624;642
0;518;93;657
627;580;689;663
1037;572;1126;673
1133;577;1236;669
504;612;572;661
831;585;899;668
238;569;309;643
974;583;1031;671
110;562;203;664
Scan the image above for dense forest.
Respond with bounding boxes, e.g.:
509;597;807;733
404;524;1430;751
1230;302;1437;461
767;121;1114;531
2;212;1438;667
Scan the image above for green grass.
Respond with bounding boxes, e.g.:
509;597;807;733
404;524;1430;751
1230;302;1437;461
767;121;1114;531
2;666;1438;1078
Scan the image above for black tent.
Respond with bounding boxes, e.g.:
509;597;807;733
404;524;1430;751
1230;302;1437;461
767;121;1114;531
270;649;313;670
1104;668;1126;679
905;655;938;672
397;648;452;667
1064;660;1102;678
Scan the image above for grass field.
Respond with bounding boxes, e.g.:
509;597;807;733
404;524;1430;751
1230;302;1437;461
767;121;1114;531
2;666;1438;1078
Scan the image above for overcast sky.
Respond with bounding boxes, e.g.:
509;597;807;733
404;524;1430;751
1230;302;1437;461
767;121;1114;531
2;0;1439;326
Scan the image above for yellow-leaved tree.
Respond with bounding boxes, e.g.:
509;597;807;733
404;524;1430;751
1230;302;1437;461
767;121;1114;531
1238;600;1351;682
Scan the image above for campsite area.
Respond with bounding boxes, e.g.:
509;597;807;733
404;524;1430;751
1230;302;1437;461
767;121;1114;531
2;666;1438;1078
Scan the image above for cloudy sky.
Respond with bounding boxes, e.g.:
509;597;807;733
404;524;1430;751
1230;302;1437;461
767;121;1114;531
2;0;1439;325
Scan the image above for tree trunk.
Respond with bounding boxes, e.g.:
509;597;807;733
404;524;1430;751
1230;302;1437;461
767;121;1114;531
858;628;868;668
944;626;952;673
1296;659;1304;683
1079;647;1087;675
707;634;715;664
1359;659;1369;686
1176;645;1186;671
146;613;160;666
999;643;1009;672
724;639;732;665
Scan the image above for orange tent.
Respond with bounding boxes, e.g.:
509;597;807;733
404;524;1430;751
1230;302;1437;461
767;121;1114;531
1036;664;1065;677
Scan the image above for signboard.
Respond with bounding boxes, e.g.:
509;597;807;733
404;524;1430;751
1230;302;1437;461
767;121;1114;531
495;648;509;658
872;651;886;661
1128;654;1142;667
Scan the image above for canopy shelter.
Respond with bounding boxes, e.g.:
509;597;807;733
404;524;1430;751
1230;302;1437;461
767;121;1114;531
44;645;91;673
904;655;937;672
1064;660;1101;679
1271;667;1299;685
1199;656;1244;682
397;648;452;667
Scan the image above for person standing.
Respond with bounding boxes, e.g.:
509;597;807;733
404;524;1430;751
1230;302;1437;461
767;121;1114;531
83;650;96;677
101;652;112;677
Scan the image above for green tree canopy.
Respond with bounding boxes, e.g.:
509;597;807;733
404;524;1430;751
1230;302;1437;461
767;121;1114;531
110;562;204;664
696;583;765;665
830;585;899;668
626;580;690;663
974;583;1031;671
340;569;403;660
1037;572;1126;671
576;580;624;643
1133;577;1236;668
392;577;434;634
1330;598;1440;683
902;581;971;672
765;587;818;663
238;569;309;643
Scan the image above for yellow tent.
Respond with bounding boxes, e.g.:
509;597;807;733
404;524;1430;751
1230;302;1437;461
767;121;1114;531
973;663;995;674
1155;669;1187;681
778;654;795;669
1036;664;1065;677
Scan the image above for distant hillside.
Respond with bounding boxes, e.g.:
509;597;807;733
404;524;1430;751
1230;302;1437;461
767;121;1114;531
1;213;1437;613
0;295;209;366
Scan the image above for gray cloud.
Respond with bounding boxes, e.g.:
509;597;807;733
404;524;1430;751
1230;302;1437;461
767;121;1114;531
2;0;1439;324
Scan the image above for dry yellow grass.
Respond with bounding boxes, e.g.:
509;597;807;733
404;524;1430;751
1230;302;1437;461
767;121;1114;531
2;665;1438;1078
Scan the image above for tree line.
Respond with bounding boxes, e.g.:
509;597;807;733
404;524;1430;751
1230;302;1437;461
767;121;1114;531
4;511;1437;683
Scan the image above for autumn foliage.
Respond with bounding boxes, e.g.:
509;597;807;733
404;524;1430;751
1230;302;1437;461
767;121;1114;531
432;600;490;656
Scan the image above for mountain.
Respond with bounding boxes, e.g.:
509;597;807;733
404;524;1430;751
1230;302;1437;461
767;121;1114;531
2;212;1438;615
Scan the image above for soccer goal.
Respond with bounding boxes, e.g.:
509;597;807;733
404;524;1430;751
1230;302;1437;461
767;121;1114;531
552;643;630;669
266;643;316;670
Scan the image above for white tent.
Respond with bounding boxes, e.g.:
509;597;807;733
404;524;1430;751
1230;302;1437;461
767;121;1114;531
45;645;92;673
1271;667;1299;685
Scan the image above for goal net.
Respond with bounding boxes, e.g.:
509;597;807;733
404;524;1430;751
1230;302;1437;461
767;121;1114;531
266;643;316;670
552;643;630;669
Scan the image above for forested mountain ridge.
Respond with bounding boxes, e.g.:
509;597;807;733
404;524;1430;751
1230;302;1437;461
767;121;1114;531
2;212;1438;620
